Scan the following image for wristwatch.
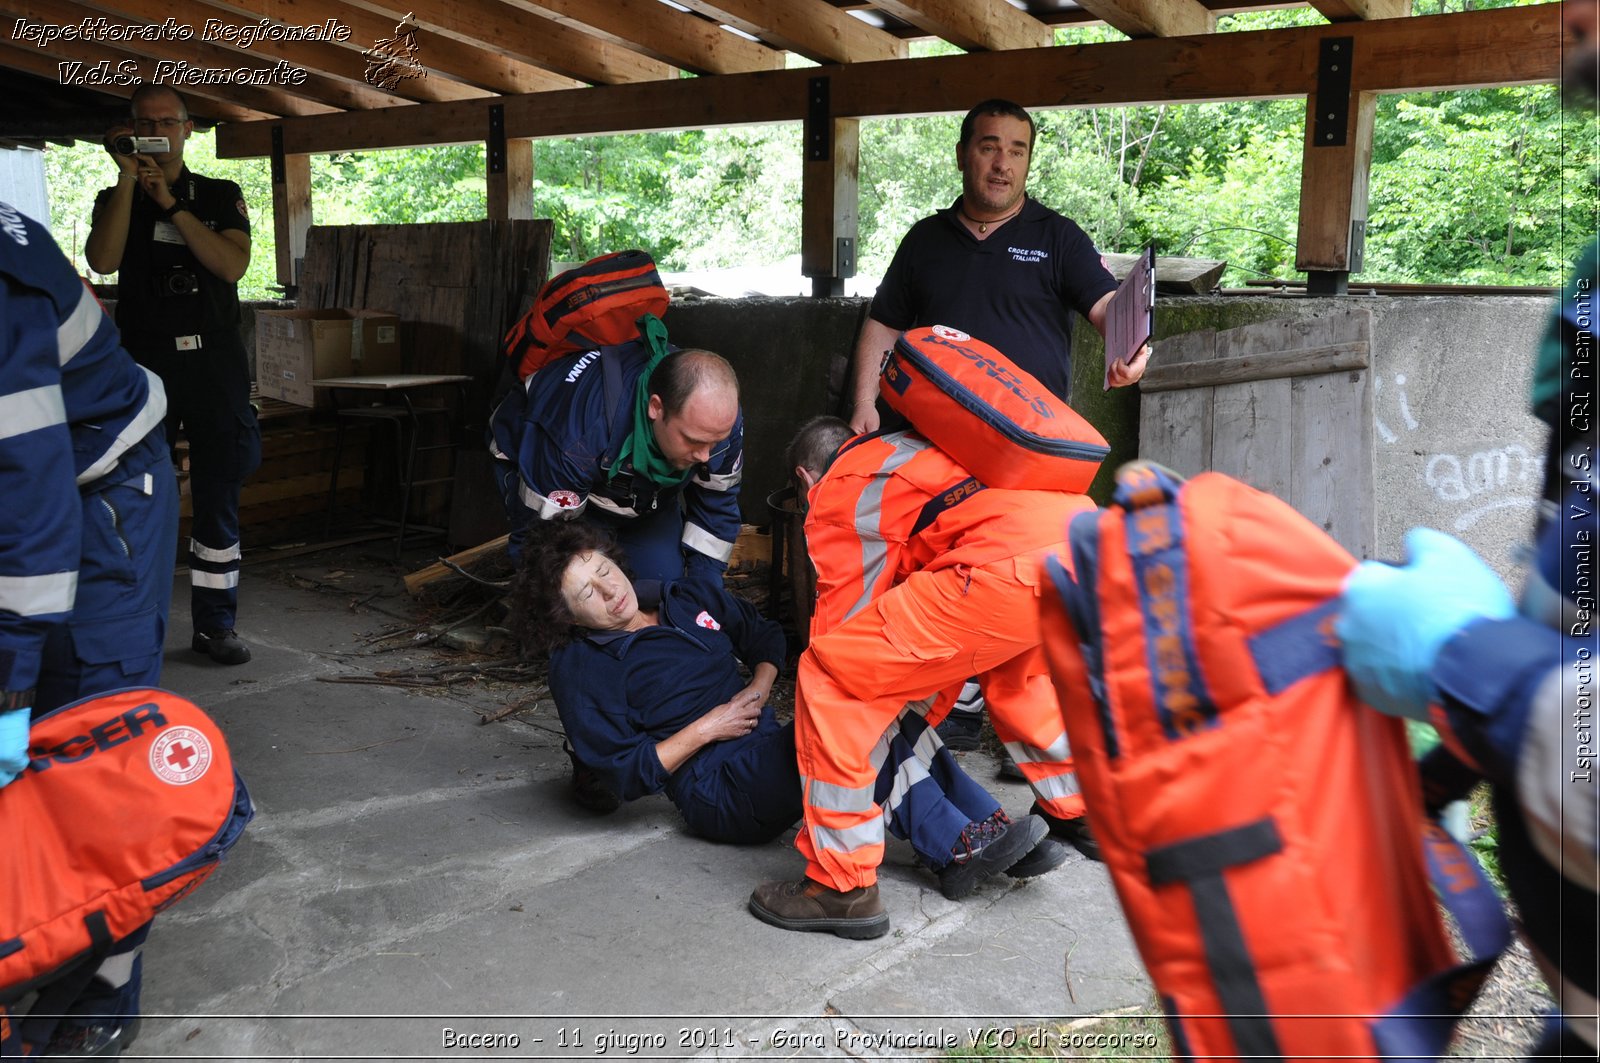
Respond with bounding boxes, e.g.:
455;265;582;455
158;199;191;220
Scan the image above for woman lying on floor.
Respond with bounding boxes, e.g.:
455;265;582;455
510;520;1065;901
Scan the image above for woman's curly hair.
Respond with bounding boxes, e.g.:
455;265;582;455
509;521;629;655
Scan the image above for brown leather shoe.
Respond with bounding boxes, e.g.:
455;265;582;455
748;878;891;939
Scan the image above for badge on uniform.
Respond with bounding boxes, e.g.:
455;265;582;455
694;611;721;631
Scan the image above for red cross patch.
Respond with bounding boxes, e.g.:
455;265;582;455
694;610;721;631
150;726;214;786
549;489;582;509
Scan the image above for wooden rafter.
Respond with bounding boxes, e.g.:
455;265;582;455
1071;0;1216;39
216;5;1558;158
336;0;680;84
0;41;273;126
1309;0;1411;22
503;0;784;75
4;0;407;112
64;0;487;105
674;0;908;63
869;0;1053;51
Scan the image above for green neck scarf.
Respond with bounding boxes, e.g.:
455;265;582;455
610;314;693;487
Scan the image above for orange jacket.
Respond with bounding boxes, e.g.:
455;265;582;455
804;430;1094;637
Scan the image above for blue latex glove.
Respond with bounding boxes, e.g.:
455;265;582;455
0;707;30;789
1337;527;1515;720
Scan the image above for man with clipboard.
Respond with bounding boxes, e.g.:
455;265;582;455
844;99;1151;860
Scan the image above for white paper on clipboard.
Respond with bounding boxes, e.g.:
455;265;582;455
1104;245;1155;389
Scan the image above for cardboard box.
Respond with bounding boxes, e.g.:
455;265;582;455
255;308;403;407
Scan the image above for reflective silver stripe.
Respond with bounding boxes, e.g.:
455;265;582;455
488;438;510;462
813;819;884;854
698;462;742;492
0;384;67;441
681;520;734;562
881;755;932;817
518;479;588;521
0;571;77;616
190;569;240;590
77;370;167;486
1004;729;1073;767
806;776;877;814
57;285;101;366
587;493;637;519
843;434;928;622
1030;770;1083;802
190;538;242;564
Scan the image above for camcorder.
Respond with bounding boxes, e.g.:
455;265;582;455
111;135;170;156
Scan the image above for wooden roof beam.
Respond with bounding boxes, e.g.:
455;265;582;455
65;0;489;105
673;0;908;63
868;0;1054;51
1071;0;1217;39
338;0;680;84
216;5;1557;157
5;0;406;113
0;42;272;126
503;0;784;75
1309;0;1411;23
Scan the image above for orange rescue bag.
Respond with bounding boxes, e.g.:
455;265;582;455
1040;463;1508;1062
503;249;669;382
0;687;252;999
880;325;1109;494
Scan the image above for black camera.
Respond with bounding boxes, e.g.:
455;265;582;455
158;266;199;297
112;135;170;156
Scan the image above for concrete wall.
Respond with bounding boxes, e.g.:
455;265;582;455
666;292;1548;581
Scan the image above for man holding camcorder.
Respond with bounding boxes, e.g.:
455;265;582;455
86;85;260;667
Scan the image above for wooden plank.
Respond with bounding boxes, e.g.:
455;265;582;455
1103;251;1225;294
1290;368;1375;558
674;0;907;63
216;5;1558;157
214;0;582;95
506;0;785;75
1071;0;1215;38
0;42;271;124
487;139;535;221
869;0;1053;51
403;534;510;595
1310;0;1410;22
67;0;485;104
1138;328;1215;478
8;0;404;113
1139;341;1370;391
341;0;677;84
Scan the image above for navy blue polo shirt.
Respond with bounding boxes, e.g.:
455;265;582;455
870;196;1118;403
548;578;786;806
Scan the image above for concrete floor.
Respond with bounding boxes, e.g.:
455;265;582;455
126;542;1150;1061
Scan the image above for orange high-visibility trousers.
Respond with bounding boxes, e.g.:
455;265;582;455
794;546;1084;891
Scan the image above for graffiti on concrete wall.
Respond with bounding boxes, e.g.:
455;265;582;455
1376;372;1541;533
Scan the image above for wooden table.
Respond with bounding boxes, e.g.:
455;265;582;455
311;374;472;554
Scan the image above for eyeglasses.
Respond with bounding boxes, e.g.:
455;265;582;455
132;118;185;131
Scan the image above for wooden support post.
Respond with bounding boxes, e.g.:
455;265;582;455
1296;38;1377;294
801;77;859;298
270;144;311;292
488;138;535;221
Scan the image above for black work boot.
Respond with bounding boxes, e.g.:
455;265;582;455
192;628;251;665
935;810;1047;900
1032;801;1102;862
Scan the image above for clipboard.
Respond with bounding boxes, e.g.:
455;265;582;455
1104;244;1155;389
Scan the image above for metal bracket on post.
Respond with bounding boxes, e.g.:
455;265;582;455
836;237;855;279
487;104;506;175
806;77;830;162
1313;37;1354;148
270;126;286;184
1348;219;1366;273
